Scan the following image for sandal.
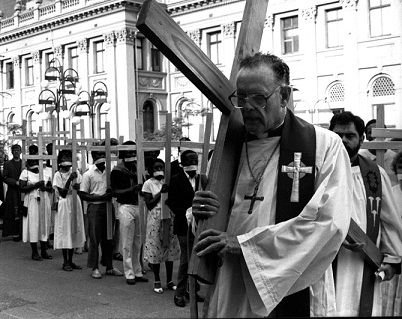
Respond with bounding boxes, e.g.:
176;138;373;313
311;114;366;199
153;281;164;294
63;263;73;271
166;281;177;291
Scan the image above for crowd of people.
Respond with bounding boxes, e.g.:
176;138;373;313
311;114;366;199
0;52;401;317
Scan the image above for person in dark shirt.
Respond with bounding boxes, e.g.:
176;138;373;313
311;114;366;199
110;141;147;285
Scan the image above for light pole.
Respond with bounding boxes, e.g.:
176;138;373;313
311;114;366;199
72;81;108;138
37;58;79;131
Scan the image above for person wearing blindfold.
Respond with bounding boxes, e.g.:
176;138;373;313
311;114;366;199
19;159;53;261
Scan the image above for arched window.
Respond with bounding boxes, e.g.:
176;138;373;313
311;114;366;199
27;110;35;135
327;81;345;103
372;76;395;97
97;103;110;139
143;100;155;133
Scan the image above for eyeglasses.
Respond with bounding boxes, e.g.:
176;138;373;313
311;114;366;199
228;86;280;109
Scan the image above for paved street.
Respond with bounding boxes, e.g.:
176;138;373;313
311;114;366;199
0;236;192;319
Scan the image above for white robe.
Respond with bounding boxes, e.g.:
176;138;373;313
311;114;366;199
53;170;85;249
20;169;52;243
207;126;353;318
332;165;402;316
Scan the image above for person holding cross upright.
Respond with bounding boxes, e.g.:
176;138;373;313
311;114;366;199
191;53;353;317
329;112;402;316
19;157;53;261
79;149;123;279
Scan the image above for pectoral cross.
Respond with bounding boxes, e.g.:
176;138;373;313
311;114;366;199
281;152;313;202
244;183;264;214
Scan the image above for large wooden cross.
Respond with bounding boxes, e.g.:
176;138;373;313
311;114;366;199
137;0;269;289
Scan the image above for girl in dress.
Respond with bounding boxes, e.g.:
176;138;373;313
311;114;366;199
142;159;180;293
53;150;85;271
19;159;53;261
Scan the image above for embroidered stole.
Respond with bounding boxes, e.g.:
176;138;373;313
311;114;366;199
273;110;316;318
357;155;382;316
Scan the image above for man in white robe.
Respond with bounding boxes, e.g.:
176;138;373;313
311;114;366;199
329;112;402;317
191;53;353;317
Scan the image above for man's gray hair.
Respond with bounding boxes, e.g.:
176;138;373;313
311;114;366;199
239;52;290;85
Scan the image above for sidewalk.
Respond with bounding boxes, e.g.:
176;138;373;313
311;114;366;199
0;237;191;319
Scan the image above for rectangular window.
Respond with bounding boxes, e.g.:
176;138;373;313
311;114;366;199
25;57;34;86
135;38;144;70
45;52;54;69
281;16;299;54
68;47;78;73
369;0;391;37
326;8;343;48
95;41;105;73
151;44;161;72
6;62;14;89
207;31;222;64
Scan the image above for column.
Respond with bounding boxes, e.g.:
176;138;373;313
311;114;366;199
103;31;118;138
299;6;318;122
261;15;274;53
340;0;359;114
32;50;41;105
77;38;90;137
221;22;235;77
114;28;136;140
13;56;22;124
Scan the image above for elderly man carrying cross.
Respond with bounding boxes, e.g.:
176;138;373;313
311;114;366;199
192;53;353;317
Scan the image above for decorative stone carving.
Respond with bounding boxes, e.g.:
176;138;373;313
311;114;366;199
103;32;115;47
138;76;163;89
32;51;40;64
340;0;359;8
77;39;88;53
187;29;201;46
115;28;135;45
222;22;235;38
301;6;317;21
54;46;63;59
13;56;20;67
175;76;189;88
264;15;274;30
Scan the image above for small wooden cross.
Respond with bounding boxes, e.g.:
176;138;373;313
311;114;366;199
244;183;264;214
281;152;313;203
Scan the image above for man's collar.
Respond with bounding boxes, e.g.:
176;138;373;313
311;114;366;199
246;122;284;141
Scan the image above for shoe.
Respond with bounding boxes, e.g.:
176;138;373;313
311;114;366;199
105;268;123;276
126;278;136;285
113;253;123;261
166;281;177;291
62;263;73;271
12;236;21;242
91;269;102;279
174;295;186;307
70;263;82;270
41;252;53;259
184;292;204;302
153;281;163;294
32;254;43;261
135;276;148;283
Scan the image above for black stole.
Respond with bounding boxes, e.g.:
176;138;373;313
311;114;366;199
273;110;316;318
357;155;382;316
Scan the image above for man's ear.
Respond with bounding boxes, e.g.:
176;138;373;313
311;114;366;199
280;86;291;108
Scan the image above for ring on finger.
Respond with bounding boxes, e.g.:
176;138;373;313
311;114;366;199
199;204;206;209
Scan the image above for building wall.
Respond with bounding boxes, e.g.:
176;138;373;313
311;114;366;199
166;0;402;132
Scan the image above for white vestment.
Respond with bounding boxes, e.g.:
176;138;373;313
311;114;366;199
359;148;398;186
207;126;353;318
331;165;402;316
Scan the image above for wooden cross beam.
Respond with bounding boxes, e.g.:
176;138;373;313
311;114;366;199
137;0;269;285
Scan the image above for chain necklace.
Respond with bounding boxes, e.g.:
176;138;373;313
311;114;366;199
244;138;280;214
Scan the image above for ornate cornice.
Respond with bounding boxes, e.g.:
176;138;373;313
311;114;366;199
222;22;235;38
187;29;201;46
168;0;240;16
0;1;142;44
115;28;136;45
32;50;40;63
300;6;317;21
264;15;274;30
340;0;359;9
77;38;88;53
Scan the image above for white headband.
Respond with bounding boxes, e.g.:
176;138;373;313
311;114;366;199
94;158;106;165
